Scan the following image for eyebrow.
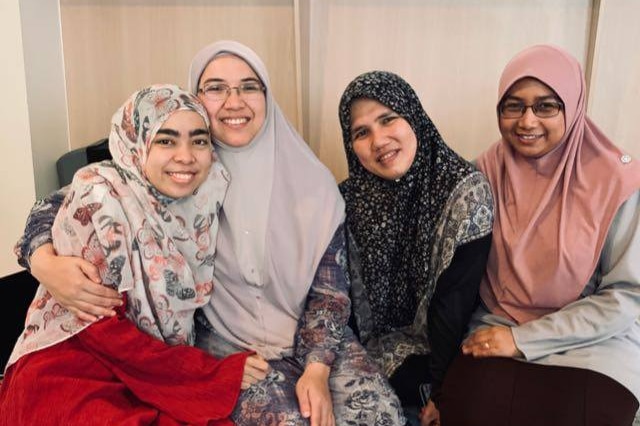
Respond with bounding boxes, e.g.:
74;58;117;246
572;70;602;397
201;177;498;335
200;77;262;86
155;128;210;137
503;95;559;102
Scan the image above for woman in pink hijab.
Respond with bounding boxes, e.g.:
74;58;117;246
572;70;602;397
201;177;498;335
433;45;640;425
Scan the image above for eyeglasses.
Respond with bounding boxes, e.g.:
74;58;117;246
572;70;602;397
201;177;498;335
499;99;564;119
198;81;265;102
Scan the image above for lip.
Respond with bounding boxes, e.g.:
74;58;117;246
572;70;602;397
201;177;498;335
220;116;250;128
166;171;198;184
516;133;544;145
377;149;400;164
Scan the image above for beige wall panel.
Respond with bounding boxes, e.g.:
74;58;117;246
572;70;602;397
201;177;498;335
60;0;298;149
1;0;37;277
588;0;640;160
306;0;591;181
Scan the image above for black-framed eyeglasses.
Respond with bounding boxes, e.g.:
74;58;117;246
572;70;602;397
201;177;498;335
198;81;265;102
499;99;564;119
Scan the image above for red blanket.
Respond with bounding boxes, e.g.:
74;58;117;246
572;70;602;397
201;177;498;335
0;311;248;425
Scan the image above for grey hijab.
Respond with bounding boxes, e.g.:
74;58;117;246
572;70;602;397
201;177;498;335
189;40;345;357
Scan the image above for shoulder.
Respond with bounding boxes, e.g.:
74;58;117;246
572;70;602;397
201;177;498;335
600;190;640;272
441;171;494;243
62;163;121;217
448;171;494;215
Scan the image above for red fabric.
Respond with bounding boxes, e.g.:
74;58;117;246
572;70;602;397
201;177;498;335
0;312;248;426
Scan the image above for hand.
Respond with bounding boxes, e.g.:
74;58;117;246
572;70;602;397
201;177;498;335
295;362;334;426
30;243;122;322
241;354;270;390
461;325;522;358
419;399;441;426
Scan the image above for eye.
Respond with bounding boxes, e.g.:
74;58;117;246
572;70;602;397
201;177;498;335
535;101;561;113
351;127;369;142
193;137;211;147
502;102;524;113
152;138;173;146
239;82;263;94
203;84;229;95
380;115;399;125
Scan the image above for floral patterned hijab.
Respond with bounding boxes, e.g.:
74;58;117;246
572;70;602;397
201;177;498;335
477;45;640;323
9;84;229;367
339;71;480;335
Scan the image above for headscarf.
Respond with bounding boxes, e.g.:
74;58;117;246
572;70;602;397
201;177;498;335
477;44;640;323
188;41;345;358
9;84;228;367
339;71;482;336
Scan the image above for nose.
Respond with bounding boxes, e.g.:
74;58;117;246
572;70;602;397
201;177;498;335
518;106;539;128
173;143;196;163
223;87;244;109
370;126;389;150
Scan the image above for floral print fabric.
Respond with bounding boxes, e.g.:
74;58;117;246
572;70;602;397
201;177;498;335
8;84;229;367
195;227;406;425
338;71;493;377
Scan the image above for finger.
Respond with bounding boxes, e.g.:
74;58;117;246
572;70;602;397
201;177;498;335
247;356;270;372
73;300;116;321
327;408;335;426
85;283;122;302
78;260;102;283
245;365;268;382
68;307;98;323
296;387;311;419
80;291;121;310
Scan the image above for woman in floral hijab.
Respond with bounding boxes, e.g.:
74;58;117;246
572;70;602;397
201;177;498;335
0;84;250;425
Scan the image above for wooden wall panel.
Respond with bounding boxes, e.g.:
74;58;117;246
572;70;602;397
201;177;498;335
304;0;592;181
60;0;298;149
588;0;640;159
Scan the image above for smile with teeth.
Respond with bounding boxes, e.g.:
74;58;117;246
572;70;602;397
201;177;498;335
167;172;196;183
222;117;249;126
377;150;398;163
517;133;543;141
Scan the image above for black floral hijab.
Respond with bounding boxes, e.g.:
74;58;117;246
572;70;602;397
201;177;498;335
339;71;476;335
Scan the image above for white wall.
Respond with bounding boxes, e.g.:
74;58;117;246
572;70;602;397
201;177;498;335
0;0;37;277
20;0;70;199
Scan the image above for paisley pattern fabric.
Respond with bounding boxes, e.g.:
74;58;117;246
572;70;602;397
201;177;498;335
195;228;406;425
8;84;229;367
229;337;404;426
338;71;493;376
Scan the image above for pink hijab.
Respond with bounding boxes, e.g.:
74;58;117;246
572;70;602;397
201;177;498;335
477;45;640;324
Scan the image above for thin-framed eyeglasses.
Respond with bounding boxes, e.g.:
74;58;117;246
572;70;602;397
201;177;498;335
198;81;265;102
499;99;564;119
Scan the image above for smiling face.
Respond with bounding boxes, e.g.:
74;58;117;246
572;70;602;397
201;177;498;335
499;77;566;158
349;98;418;180
197;54;266;147
144;110;213;199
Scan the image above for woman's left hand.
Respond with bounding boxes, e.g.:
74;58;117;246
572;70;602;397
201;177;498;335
461;325;522;358
295;362;335;426
419;399;441;425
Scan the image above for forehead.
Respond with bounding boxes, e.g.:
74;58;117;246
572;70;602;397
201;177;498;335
159;109;206;129
504;77;557;100
350;98;392;125
200;54;259;83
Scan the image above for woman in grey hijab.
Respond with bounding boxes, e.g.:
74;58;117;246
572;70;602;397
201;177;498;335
15;41;405;426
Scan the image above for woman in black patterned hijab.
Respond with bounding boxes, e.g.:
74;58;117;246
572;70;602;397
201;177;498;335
339;71;493;423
